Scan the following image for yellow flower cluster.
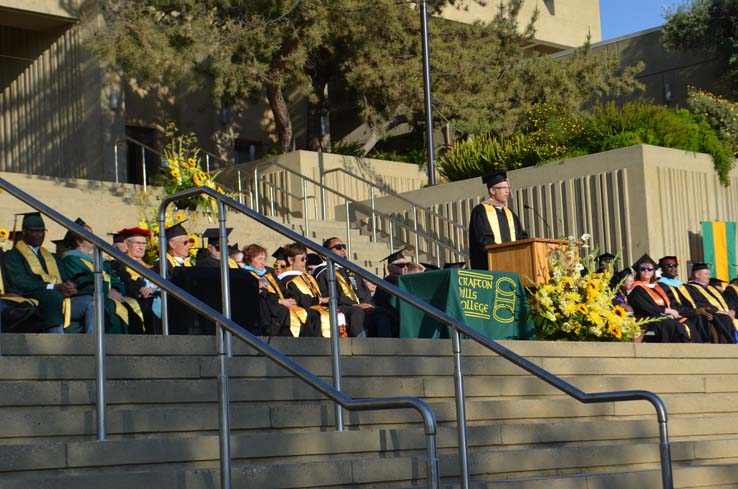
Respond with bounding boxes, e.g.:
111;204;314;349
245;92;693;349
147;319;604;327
530;237;650;342
687;86;738;157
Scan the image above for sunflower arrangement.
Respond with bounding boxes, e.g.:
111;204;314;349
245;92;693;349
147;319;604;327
0;227;9;251
529;235;655;342
157;122;225;214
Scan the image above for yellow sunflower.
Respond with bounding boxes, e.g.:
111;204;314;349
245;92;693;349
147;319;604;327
170;169;181;179
0;228;8;239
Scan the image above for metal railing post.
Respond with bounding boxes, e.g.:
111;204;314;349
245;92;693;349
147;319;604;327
370;187;377;242
159;206;170;335
452;330;470;489
413;206;420;263
270;186;275;217
206;153;211;174
345;202;352;259
436;242;441;268
326;258;344;431
237;170;244;205
303;180;310;238
253;167;260;213
218;201;233;358
216;319;232;489
93;247;107;441
113;143;120;184
389;221;395;252
141;146;148;192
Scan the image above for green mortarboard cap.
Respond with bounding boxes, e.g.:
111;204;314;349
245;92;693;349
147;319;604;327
18;212;45;229
202;227;233;247
165;220;189;240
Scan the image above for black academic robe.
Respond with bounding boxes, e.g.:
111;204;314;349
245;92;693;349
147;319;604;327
111;259;162;335
468;202;528;270
683;281;737;344
627;283;691;343
313;264;365;336
658;282;712;343
251;268;321;337
724;285;738;313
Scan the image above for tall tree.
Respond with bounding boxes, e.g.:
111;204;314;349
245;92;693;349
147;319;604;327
662;0;738;98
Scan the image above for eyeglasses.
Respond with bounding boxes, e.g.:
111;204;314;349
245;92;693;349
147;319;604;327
639;266;655;272
330;244;347;250
661;264;678;269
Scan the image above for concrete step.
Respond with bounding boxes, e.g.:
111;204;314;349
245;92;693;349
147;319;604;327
1;434;736;488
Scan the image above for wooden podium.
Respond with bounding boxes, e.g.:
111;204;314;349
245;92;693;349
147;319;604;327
485;238;570;287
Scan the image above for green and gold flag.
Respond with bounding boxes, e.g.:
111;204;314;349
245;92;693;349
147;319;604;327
701;221;737;281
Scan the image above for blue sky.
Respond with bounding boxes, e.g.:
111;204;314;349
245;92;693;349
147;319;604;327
599;0;684;40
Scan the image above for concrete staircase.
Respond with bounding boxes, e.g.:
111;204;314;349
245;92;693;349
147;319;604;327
0;171;393;273
1;336;738;487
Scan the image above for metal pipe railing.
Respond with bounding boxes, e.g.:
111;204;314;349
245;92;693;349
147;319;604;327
0;179;441;489
163;186;673;489
124;136;465;264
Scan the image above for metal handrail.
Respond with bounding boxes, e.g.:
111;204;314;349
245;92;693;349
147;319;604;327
162;187;672;489
249;158;467;264
123;137;464;264
322;167;465;230
0;179;441;489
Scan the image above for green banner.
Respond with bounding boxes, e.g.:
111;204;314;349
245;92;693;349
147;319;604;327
398;269;535;340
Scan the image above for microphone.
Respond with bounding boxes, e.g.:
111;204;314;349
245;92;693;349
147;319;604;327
523;204;552;237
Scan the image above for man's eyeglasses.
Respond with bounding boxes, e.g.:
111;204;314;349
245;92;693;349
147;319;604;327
661;264;678;269
330;244;347;250
639;266;655;272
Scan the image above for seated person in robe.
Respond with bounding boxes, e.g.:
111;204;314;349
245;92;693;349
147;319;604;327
627;254;692;343
154;221;192;277
243;243;321;337
279;242;345;337
194;228;239;268
110;227;162;334
3;212;94;334
62;218;144;334
683;262;737;344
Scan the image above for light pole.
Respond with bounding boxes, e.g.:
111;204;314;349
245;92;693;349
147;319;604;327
420;0;436;186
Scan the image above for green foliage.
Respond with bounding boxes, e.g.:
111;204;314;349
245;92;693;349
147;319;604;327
662;0;738;98
687;87;738;157
438;102;735;184
366;148;426;165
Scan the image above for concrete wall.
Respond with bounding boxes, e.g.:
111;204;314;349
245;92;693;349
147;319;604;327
217;150;427;221
442;0;601;49
370;145;738;270
0;0;123;181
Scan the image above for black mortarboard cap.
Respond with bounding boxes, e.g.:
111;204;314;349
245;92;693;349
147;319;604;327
482;172;507;188
691;262;710;272
382;248;407;264
658;256;678;266
164;220;189;240
632;253;656;270
444;261;467;269
306;253;322;267
597;253;616;263
420;262;441;271
17;212;45;229
108;232;125;244
709;277;726;287
74;217;87;227
202;227;233;247
228;243;240;254
51;238;67;247
272;246;286;261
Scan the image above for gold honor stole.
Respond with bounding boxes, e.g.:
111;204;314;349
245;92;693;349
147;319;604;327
16;241;71;326
287;273;333;337
126;259;153;282
167;254;192;268
336;270;359;303
77;259;135;326
687;283;738;331
250;271;308;337
482;203;516;244
633;283;690;337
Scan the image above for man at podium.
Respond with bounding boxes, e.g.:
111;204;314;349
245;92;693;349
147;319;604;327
468;172;528;269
